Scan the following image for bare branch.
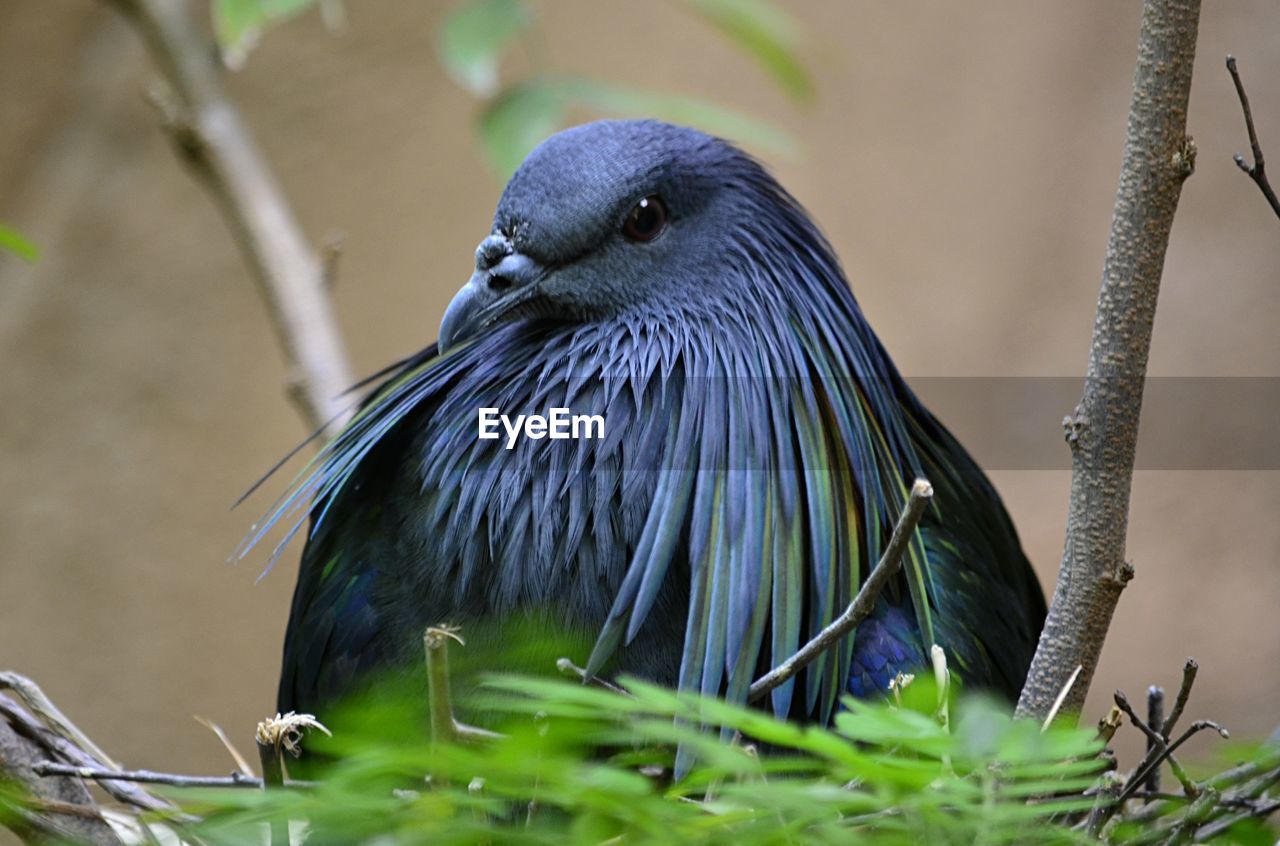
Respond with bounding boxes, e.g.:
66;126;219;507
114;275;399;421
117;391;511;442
32;761;318;790
557;657;632;696
0;703;122;846
1161;657;1198;743
1226;55;1280;220
1145;685;1164;793
1015;0;1201;720
105;0;354;435
748;479;933;703
0;688;174;815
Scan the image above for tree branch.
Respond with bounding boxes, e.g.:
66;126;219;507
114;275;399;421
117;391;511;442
1226;55;1280;221
105;0;354;435
0;682;175;816
0;703;122;846
748;478;933;703
1015;0;1201;721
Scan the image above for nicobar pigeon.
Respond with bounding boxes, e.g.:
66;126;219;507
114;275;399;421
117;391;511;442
248;120;1046;734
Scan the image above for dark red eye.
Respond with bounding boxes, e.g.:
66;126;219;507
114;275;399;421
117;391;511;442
622;195;668;242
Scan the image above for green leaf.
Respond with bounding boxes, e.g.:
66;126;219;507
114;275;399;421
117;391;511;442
565;78;797;159
212;0;322;68
478;80;569;178
679;0;814;101
477;75;797;179
0;224;39;263
436;0;533;97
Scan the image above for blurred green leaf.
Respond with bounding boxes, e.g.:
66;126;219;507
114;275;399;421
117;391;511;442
0;224;38;263
436;0;533;97
478;75;796;179
211;0;322;68
478;80;569;178
678;0;814;101
567;78;796;157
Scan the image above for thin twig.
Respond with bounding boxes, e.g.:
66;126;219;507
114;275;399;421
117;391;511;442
748;479;933;703
1226;55;1280;220
105;0;354;435
1121;719;1230;807
1168;786;1218;845
0;671;119;770
32;761;317;790
1041;664;1082;732
1113;690;1205;801
1084;772;1124;837
1194;796;1280;840
194;714;256;777
1161;657;1198;743
1145;685;1165;794
0;691;174;815
0;703;123;846
1122;755;1280;826
557;657;632;696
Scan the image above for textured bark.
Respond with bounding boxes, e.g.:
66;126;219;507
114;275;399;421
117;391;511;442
0;698;122;846
1015;0;1201;720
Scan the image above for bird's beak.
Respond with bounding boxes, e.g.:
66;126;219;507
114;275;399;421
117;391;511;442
438;244;546;353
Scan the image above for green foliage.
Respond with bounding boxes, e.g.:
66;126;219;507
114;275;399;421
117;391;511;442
207;0;809;176
173;675;1109;845
211;0;322;68
435;0;533;97
677;0;814;100
479;76;795;178
441;0;808;177
0;224;38;263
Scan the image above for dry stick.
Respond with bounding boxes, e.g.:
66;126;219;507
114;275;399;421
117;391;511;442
0;691;175;815
0;671;119;771
1113;690;1205;801
1226;55;1280;221
556;657;633;696
105;0;353;435
1041;664;1083;732
1161;657;1198;743
1118;719;1229;807
32;762;317;790
1123;752;1280;826
1195;796;1280;841
1145;685;1165;794
748;479;933;703
0;705;122;846
1015;0;1201;721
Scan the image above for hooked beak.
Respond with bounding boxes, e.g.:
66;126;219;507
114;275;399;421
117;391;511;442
438;235;546;353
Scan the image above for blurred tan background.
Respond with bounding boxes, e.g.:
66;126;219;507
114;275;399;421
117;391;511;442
2;0;1277;779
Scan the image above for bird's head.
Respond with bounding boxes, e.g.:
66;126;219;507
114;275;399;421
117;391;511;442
438;120;825;352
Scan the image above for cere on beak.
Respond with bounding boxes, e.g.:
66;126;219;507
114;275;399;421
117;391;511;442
439;235;545;353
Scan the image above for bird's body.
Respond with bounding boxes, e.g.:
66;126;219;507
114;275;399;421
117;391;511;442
254;120;1044;727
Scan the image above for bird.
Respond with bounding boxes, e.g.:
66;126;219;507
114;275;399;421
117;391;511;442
247;119;1046;733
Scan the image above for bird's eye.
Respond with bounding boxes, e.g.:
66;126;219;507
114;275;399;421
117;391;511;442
622;195;668;242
